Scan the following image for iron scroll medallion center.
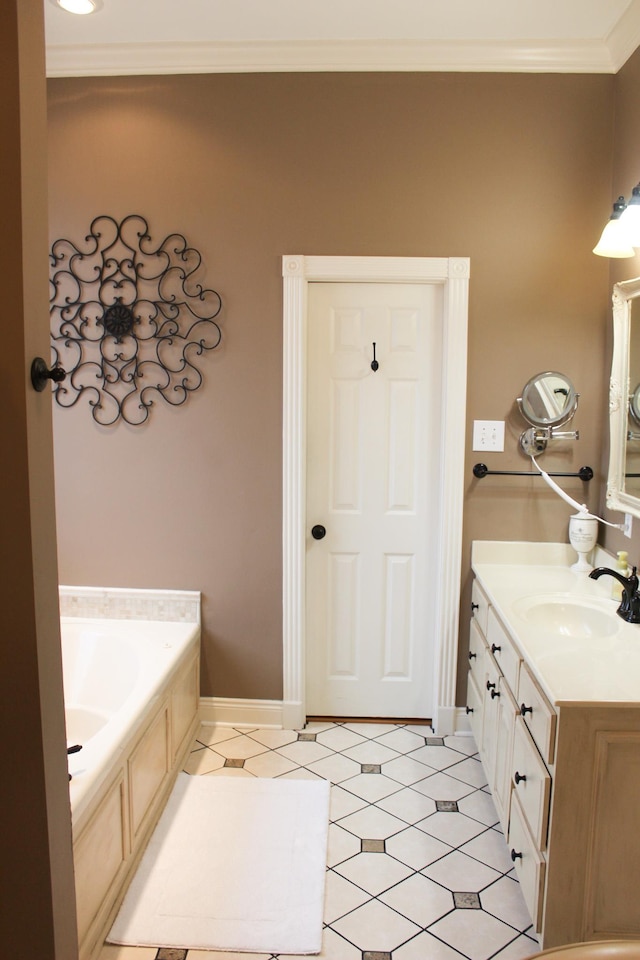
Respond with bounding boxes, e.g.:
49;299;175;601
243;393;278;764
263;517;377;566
102;302;135;338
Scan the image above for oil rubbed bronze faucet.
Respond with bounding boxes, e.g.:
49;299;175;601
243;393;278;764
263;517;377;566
589;565;640;623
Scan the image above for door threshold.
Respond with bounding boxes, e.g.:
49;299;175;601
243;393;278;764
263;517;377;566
306;715;433;726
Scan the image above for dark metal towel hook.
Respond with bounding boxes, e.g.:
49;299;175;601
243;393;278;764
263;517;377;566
371;342;379;372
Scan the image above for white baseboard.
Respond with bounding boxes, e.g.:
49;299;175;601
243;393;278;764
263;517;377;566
199;698;472;735
199;697;285;729
454;707;472;736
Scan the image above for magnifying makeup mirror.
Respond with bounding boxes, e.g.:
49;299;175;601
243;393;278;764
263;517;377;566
518;371;579;455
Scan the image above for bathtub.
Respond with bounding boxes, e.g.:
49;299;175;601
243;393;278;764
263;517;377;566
59;602;201;960
63;616;200;826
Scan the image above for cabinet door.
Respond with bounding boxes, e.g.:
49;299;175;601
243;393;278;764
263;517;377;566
492;676;518;835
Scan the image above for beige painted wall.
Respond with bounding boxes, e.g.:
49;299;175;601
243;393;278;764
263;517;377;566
48;70;615;707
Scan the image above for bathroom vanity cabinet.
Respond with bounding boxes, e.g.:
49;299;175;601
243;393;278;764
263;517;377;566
469;543;640;948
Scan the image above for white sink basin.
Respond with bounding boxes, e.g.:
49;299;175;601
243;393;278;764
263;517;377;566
512;595;620;639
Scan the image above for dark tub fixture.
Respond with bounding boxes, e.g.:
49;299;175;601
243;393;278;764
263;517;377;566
48;214;223;426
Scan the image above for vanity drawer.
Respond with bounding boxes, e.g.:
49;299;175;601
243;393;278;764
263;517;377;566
518;663;557;765
468;617;486;688
508;792;546;933
471;579;489;636
487;608;521;695
511;716;551;850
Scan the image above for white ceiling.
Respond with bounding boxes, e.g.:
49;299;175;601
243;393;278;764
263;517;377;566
44;0;640;77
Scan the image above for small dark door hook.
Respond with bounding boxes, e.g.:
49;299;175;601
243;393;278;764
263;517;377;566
371;342;379;372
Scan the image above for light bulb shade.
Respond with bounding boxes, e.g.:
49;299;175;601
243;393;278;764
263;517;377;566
54;0;100;13
620;183;640;246
593;198;635;258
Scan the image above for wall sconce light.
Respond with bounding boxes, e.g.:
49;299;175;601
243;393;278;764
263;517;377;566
593;195;636;258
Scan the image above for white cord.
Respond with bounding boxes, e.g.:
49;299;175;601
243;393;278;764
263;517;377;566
530;456;624;529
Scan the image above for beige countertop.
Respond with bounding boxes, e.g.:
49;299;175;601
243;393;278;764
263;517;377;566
471;541;640;707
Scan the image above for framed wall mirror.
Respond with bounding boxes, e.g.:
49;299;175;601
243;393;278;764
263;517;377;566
608;275;640;518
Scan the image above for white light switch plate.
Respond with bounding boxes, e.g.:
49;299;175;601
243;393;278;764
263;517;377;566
473;420;505;452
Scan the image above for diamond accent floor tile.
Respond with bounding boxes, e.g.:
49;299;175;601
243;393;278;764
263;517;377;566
100;724;539;960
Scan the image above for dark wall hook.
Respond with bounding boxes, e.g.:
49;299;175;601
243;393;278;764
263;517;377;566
31;357;66;392
371;342;379;372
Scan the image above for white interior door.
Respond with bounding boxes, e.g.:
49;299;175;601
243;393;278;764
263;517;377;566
305;282;443;718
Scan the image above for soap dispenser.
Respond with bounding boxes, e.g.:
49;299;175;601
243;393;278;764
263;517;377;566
612;551;630;601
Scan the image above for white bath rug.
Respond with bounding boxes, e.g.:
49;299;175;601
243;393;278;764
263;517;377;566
108;772;330;955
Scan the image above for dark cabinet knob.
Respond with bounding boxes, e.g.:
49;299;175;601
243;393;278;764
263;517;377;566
486;680;496;691
471;602;479;612
490;688;500;699
491;643;501;654
520;703;533;716
511;849;523;862
311;524;326;540
465;705;473;714
514;771;527;785
468;651;477;661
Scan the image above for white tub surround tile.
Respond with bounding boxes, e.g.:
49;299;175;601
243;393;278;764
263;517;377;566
59;585;201;624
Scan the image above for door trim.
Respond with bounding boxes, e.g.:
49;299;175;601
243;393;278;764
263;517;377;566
282;255;470;733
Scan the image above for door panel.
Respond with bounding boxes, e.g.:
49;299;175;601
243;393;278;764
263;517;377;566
305;282;443;718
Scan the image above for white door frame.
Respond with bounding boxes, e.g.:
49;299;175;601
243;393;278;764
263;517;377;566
282;255;470;734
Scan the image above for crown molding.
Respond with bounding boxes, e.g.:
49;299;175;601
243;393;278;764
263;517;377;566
45;36;624;78
607;0;640;71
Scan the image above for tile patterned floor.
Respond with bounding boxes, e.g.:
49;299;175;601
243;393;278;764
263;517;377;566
99;722;540;960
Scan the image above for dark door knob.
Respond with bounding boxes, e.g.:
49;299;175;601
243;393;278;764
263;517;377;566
311;524;326;540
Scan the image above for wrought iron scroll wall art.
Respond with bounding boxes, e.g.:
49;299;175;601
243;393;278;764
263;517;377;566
48;214;222;425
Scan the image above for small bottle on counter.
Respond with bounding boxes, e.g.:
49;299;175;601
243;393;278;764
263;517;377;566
612;550;630;601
